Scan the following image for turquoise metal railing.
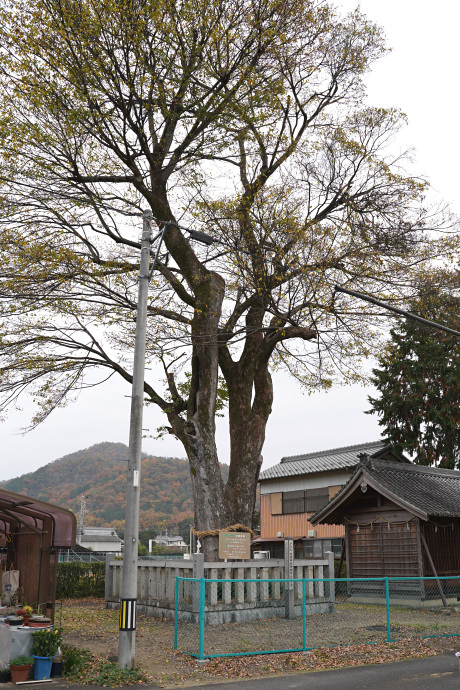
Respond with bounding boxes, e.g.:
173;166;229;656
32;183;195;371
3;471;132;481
175;575;460;659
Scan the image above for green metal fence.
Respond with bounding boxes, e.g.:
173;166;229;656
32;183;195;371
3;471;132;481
174;575;460;659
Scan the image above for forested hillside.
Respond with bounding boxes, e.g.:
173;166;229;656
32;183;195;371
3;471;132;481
3;442;229;532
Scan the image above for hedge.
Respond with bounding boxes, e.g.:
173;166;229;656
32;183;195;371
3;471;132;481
56;562;105;599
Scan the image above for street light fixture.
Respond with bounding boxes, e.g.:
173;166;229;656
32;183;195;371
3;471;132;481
187;228;215;245
118;212;213;669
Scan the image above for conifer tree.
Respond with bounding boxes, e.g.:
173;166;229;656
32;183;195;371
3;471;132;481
368;292;460;468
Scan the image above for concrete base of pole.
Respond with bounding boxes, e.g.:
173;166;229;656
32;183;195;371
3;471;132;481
118;630;135;669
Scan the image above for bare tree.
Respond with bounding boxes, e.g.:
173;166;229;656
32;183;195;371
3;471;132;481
0;0;457;558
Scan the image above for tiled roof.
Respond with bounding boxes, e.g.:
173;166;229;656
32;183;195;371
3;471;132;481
79;534;122;543
360;458;460;517
312;458;460;523
259;441;386;481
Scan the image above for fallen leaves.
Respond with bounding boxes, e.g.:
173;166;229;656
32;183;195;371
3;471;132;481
60;599;457;689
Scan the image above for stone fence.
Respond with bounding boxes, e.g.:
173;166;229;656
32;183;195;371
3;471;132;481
105;551;335;623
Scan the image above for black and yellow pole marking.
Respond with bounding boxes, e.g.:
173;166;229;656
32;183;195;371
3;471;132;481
119;599;136;631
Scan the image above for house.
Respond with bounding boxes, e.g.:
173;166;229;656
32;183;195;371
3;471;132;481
154;534;187;548
311;456;460;597
76;526;123;552
256;441;409;559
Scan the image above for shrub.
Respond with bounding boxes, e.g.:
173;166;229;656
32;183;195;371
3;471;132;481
32;628;62;659
56;562;105;599
61;645;87;676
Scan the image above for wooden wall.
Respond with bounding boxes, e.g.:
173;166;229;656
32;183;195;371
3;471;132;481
344;488;421;578
422;521;460;577
260;494;345;539
347;519;419;578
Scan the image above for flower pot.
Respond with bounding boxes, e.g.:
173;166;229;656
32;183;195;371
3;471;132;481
33;656;54;680
0;670;11;684
10;664;32;683
51;660;63;678
7;617;23;627
28;618;52;628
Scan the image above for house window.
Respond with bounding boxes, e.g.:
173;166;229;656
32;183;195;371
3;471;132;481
281;487;335;514
306;488;330;512
282;490;306;514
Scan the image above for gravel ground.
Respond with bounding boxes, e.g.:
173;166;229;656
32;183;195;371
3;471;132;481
61;599;460;688
177;598;460;656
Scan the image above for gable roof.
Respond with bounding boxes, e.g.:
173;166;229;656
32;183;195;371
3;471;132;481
259;440;405;481
311;457;460;525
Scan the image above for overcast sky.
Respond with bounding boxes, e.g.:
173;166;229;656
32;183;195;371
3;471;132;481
2;0;459;481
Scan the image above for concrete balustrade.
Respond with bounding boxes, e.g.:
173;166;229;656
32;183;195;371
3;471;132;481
105;552;335;623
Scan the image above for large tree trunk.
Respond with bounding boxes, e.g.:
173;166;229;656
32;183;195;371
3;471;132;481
170;287;274;561
224;362;273;531
183;352;273;560
181;359;273;561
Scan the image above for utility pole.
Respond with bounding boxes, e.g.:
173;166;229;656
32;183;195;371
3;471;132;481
117;212;213;669
118;210;153;669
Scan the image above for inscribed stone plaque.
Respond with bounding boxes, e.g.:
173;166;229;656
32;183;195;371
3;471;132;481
219;531;251;559
285;537;294;590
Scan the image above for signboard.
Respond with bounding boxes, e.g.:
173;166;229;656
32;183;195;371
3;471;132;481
219;531;251;560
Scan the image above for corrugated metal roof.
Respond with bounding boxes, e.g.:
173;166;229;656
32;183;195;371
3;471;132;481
259;441;386;481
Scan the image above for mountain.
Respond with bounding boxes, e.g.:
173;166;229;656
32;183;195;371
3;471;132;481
3;442;229;531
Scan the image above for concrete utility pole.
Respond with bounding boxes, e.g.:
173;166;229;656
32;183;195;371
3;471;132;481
118;210;153;669
117;212;213;669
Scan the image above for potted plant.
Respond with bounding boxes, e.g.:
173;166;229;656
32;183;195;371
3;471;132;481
16;605;33;625
0;667;11;684
31;628;62;680
10;656;34;683
6;615;23;627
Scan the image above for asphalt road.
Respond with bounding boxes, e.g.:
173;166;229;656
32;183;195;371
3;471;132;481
187;653;460;689
55;652;460;690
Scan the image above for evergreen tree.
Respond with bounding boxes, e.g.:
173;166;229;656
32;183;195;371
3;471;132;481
368;293;460;468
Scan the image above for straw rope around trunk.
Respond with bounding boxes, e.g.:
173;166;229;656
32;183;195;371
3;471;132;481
191;523;255;538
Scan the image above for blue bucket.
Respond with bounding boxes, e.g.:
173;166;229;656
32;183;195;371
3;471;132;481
33;656;54;680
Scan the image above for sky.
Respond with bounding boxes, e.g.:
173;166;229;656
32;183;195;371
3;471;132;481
1;0;460;481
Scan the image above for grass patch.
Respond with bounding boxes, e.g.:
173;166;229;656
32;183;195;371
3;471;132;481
62;644;150;686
